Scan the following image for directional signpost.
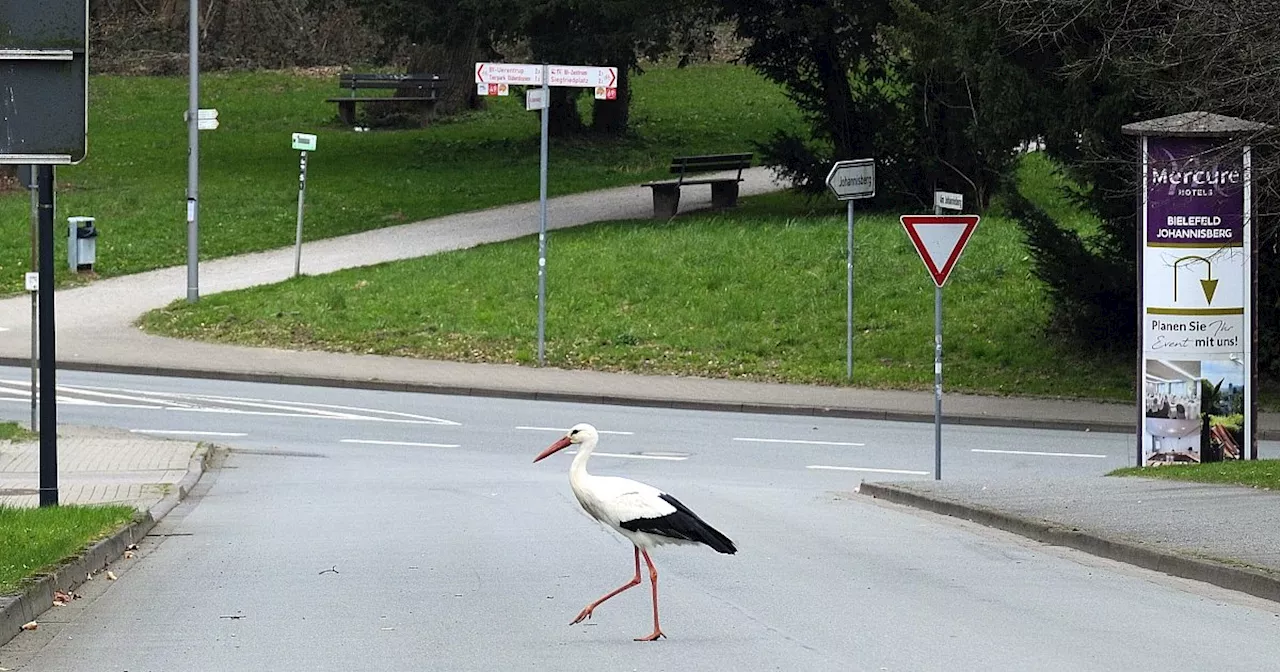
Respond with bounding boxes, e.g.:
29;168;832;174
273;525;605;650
476;61;619;365
825;159;876;379
901;214;980;479
291;133;317;277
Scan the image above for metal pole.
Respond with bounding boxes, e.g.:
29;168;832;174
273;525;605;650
37;165;57;507
846;200;854;379
934;285;942;480
28;166;38;432
933;199;944;480
536;65;550;366
186;0;200;303
294;151;308;277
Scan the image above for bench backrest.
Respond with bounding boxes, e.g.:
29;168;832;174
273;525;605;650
668;153;753;183
339;73;446;93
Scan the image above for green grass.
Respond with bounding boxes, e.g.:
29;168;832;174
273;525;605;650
1110;459;1280;490
0;505;137;594
0;421;37;442
0;64;802;295
139;186;1133;399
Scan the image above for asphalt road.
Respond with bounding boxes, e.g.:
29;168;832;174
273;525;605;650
4;368;1280;671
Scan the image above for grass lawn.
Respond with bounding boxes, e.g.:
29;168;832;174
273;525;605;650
1110;460;1280;490
139;167;1134;399
0;505;137;595
0;64;802;295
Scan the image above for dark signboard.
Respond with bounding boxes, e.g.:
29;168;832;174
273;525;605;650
0;0;89;163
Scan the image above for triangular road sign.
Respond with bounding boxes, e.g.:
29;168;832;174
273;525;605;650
900;215;981;287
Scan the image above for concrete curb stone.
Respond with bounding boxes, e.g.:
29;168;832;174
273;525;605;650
857;481;1280;605
0;443;212;649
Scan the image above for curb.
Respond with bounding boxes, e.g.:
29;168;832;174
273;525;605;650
857;482;1280;605
0;357;1151;437
0;443;212;649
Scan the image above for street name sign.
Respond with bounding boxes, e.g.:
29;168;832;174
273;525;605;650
526;88;547;110
476;62;618;100
934;191;963;211
825;159;875;200
901;214;980;287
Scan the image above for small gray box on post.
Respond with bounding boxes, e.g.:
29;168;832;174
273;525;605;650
67;216;95;271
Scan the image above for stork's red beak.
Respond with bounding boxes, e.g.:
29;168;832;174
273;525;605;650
534;436;573;463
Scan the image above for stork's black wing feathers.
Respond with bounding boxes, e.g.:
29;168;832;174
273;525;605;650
620;493;737;554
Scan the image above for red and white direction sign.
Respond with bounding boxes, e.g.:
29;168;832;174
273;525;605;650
548;64;617;88
475;62;543;86
901;215;980;287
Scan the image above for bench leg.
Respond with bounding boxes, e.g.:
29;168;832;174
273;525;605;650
336;100;356;126
711;181;740;209
651;185;680;219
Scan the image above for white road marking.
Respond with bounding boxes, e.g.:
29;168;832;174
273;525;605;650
0;379;460;426
806;465;930;475
131;429;248;437
736;437;866;447
971;449;1107;459
517;426;634;435
339;439;460;448
566;450;687;461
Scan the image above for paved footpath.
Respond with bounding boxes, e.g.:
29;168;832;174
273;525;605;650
2;171;1280;642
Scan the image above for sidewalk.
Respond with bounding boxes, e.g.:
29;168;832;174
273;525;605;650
0;427;209;647
0;171;1277;617
0;426;205;512
860;478;1280;605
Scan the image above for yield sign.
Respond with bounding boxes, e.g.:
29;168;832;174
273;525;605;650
900;214;980;287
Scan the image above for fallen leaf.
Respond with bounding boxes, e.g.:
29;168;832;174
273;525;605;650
124;550;135;559
106;571;118;581
21;621;37;631
125;543;138;551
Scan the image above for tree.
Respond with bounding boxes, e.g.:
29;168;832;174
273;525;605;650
717;0;899;197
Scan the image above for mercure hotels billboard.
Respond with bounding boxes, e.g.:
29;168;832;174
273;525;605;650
1140;135;1250;466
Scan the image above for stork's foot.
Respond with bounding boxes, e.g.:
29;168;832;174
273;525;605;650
570;606;594;625
634;629;666;642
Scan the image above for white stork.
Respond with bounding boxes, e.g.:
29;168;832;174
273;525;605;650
533;422;737;641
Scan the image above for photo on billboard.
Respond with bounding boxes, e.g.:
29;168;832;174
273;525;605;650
1143;358;1245;466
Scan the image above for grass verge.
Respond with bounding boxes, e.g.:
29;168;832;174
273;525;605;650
0;505;137;595
1109;460;1280;490
0;422;36;442
0;64;801;296
139;184;1133;399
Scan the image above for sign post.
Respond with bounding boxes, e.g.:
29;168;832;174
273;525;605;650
291;133;317;277
1122;112;1268;467
2;0;91;507
901;214;980;480
824;159;876;379
476;62;619;365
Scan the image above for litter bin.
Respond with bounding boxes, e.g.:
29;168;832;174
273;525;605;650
68;216;97;272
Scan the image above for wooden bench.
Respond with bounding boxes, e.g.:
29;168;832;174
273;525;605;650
325;73;446;126
641;153;753;218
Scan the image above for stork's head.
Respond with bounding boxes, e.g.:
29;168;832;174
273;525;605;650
533;423;597;462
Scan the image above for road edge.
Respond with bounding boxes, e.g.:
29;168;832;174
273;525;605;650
0;443;212;649
857;481;1280;605
0;357;1156;437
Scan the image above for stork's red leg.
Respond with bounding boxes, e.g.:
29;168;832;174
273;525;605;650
571;546;642;624
634;549;666;641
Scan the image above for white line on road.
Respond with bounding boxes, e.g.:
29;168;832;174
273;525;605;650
130;429;248;437
971;449;1107;459
806;465;930;475
339;439;461;448
736;438;866;447
567;451;687;461
517;426;634;435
